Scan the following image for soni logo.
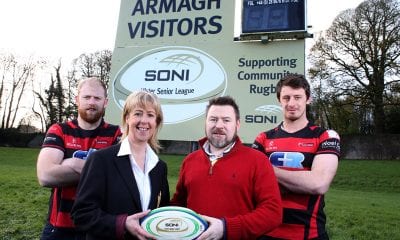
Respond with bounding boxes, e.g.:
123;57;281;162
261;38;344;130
245;104;282;124
112;46;227;124
158;218;188;232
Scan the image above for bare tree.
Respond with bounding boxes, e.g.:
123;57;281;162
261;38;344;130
0;53;14;114
0;53;39;129
309;0;400;134
75;53;95;78
64;68;78;120
0;49;113;132
72;49;112;86
31;82;47;132
95;49;113;86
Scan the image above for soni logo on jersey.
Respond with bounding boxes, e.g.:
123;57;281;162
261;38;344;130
270;152;304;168
321;139;341;152
44;136;57;142
112;46;227;124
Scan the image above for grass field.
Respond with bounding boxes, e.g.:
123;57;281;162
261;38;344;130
0;147;399;240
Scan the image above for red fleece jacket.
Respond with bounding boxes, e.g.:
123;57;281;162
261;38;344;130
171;137;282;240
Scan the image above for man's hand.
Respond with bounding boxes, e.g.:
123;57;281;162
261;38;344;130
62;148;98;174
72;148;97;160
196;215;224;240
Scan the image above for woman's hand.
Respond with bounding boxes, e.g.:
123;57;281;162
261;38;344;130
125;210;155;240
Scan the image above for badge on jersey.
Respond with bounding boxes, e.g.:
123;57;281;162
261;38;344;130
72;148;97;160
270;152;304;168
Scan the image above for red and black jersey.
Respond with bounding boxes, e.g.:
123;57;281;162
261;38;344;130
252;122;340;240
42;119;122;229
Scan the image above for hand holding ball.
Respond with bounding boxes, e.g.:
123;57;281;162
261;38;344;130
140;206;208;240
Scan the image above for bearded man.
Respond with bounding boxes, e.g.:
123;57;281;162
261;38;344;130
171;96;282;240
37;77;122;240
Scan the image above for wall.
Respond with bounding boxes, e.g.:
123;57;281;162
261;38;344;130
160;135;400;160
25;134;400;160
341;134;400;160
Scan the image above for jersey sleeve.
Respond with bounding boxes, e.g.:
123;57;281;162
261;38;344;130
251;132;267;155
110;126;122;145
41;123;65;152
317;129;341;157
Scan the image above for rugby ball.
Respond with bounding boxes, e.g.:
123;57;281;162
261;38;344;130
140;206;208;240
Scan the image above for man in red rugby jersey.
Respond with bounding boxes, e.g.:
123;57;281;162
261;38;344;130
36;77;122;240
252;74;341;240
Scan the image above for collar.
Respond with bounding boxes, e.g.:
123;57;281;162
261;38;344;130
71;118;105;130
117;138;159;172
203;139;236;161
280;121;311;133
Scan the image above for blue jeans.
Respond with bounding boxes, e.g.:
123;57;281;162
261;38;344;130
40;222;85;240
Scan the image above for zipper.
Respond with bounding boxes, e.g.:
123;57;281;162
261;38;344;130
209;158;218;175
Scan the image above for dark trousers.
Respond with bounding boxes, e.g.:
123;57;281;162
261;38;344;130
40;222;85;240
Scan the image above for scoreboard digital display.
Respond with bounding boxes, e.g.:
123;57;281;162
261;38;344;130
242;0;306;33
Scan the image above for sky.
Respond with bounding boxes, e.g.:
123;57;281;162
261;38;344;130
0;0;364;62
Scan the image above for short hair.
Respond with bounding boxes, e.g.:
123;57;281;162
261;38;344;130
276;74;311;100
206;96;240;120
77;77;107;97
121;91;163;152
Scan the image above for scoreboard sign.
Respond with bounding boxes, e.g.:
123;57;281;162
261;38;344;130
105;0;306;143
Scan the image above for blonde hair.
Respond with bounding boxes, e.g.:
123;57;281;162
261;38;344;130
121;91;163;152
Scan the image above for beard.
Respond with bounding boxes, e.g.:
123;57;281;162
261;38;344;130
208;130;237;149
79;106;105;124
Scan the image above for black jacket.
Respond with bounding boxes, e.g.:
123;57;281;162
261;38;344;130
71;143;170;240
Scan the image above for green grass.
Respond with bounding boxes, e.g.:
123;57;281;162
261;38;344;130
331;160;400;193
325;159;400;239
326;189;399;239
0;147;49;240
159;154;183;194
1;147;399;239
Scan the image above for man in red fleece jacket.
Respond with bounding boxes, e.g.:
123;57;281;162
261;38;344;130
171;96;282;240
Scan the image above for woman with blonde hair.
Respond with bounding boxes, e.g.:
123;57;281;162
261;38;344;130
72;91;169;240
